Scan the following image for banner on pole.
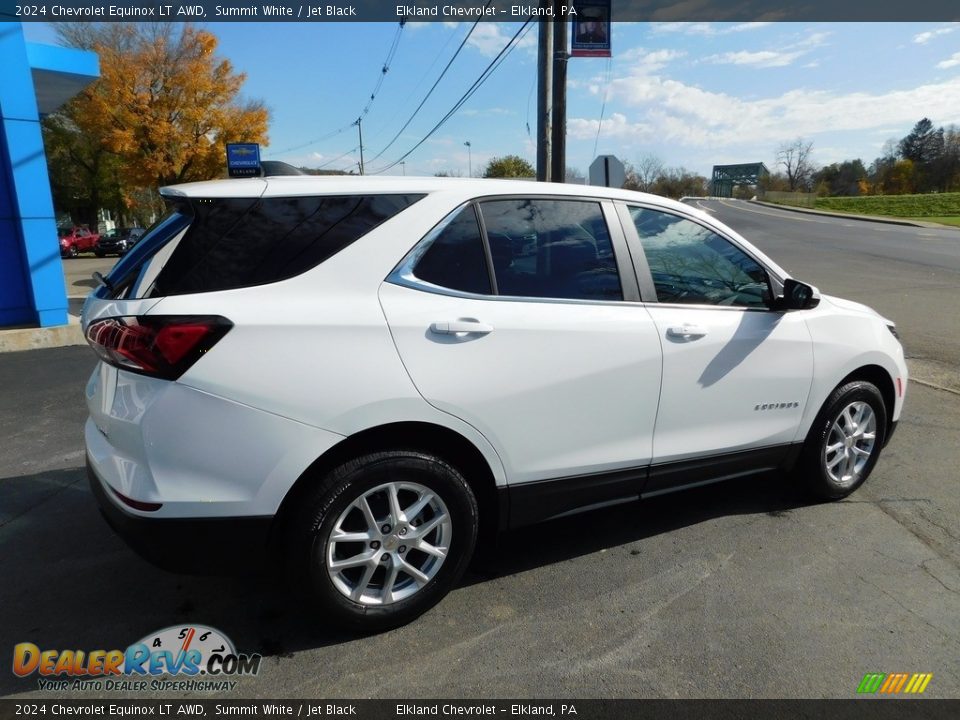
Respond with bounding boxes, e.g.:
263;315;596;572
571;0;612;58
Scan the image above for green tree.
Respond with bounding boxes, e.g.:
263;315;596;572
42;112;124;228
899;118;943;166
813;159;867;197
899;118;945;192
483;155;535;179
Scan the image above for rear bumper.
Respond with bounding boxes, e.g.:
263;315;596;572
87;457;273;575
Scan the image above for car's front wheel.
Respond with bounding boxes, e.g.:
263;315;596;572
290;451;478;631
798;380;888;499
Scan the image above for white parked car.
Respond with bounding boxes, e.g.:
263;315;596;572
82;176;907;630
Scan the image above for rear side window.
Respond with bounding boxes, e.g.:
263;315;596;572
130;194;422;298
479;199;622;301
411;206;492;295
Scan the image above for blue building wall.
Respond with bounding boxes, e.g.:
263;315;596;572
0;21;98;328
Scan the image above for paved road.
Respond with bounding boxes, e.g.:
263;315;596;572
62;256;119;319
693;199;960;392
2;209;959;700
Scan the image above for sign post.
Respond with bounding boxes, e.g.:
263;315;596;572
589;155;626;188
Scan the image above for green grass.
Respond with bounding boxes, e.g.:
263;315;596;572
902;216;960;227
813;192;960;219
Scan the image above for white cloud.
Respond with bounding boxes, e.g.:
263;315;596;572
467;23;536;57
460;107;516;117
704;30;828;69
618;47;686;71
652;22;773;37
568;112;654;142
706;50;804;68
913;26;956;44
937;51;960;69
586;72;960;150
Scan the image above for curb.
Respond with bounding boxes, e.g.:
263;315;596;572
0;322;84;353
748;200;954;228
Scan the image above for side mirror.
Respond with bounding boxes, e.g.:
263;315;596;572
778;278;820;310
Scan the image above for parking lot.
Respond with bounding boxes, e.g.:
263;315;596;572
1;202;959;699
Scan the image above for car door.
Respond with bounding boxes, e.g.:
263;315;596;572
379;196;663;523
619;203;814;492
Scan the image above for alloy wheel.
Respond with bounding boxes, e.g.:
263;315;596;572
325;481;452;605
823;401;877;487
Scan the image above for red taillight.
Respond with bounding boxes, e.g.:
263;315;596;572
110;486;162;512
85;316;232;380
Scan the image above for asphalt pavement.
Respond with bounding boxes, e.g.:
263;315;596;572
1;205;959;699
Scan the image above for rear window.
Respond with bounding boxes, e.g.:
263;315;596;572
107;194;423;299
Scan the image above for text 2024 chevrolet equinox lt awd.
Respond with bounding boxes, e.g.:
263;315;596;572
82;176;907;630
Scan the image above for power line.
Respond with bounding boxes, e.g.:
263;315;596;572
274;21;405;156
359;20;406;121
369;18;534;175
390;22;461;122
365;6;492;165
316;146;360;170
592;56;613;160
276;124;353;155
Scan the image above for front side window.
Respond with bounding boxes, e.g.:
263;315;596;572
479;198;622;301
629;207;769;308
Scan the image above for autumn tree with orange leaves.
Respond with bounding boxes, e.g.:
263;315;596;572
45;23;268;225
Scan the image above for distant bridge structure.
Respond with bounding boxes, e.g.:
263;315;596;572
711;163;769;197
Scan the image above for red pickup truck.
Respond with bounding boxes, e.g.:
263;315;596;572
59;227;100;258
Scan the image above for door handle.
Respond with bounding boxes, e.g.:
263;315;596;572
666;325;707;339
430;320;494;336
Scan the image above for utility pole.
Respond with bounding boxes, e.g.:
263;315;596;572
536;6;553;182
355;117;365;175
550;0;568;184
464;141;472;177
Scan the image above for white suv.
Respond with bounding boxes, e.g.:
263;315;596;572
82;176;907;630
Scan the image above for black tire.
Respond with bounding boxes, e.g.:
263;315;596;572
288;450;478;631
798;380;887;500
94;250;105;258
67;246;78;258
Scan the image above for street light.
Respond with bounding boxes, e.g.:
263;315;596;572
464;141;472;177
400;161;406;176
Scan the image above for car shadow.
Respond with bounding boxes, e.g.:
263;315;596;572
466;470;811;585
0;466;813;696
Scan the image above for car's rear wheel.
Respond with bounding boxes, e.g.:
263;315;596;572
289;450;478;631
798;380;887;499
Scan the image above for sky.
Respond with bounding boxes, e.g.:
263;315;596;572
22;20;960;179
